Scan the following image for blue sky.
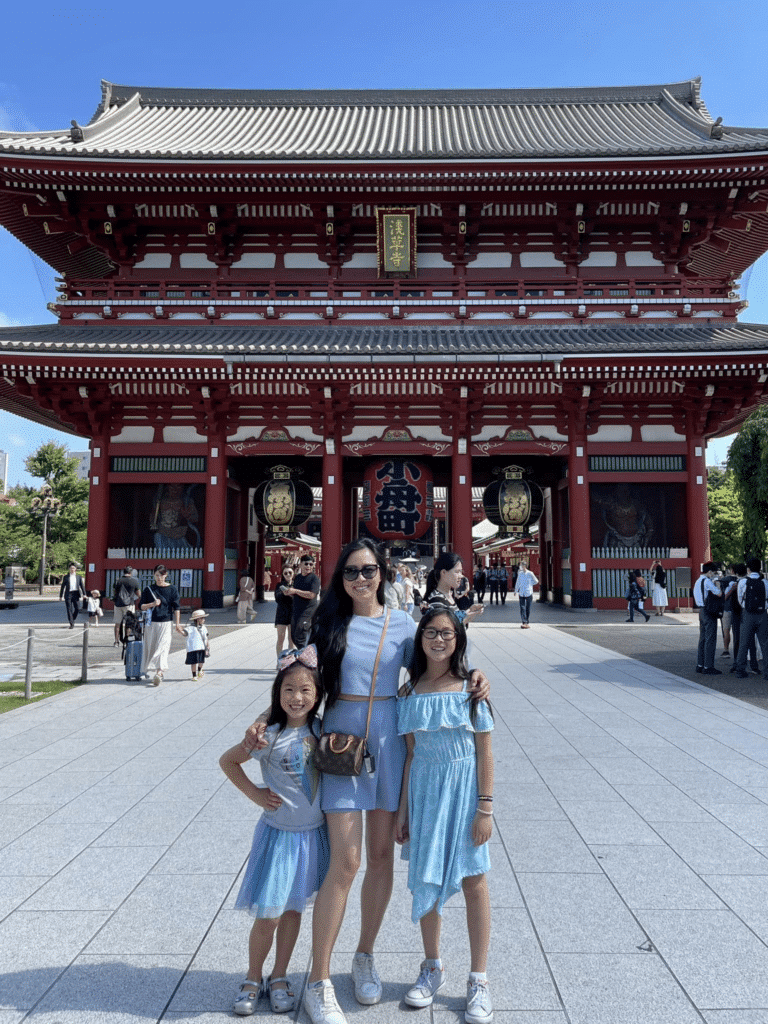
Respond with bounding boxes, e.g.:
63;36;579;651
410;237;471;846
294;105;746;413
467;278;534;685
1;0;767;485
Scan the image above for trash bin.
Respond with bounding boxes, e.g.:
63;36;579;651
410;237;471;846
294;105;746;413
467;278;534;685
4;575;14;601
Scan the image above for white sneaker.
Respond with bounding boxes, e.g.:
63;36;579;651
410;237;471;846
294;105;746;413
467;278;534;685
465;975;493;1024
303;980;347;1024
405;959;445;1007
351;952;382;1004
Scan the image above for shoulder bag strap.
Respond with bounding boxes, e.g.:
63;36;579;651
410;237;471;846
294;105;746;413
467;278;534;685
363;607;391;744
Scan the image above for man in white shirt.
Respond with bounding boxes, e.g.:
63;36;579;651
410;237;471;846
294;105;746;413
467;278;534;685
514;562;539;629
733;557;768;679
58;562;86;629
693;562;723;675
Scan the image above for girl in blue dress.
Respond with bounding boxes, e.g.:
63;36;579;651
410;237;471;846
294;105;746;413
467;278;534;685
396;607;495;1024
219;647;329;1016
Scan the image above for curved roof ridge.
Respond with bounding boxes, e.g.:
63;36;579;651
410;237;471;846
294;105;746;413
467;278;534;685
100;78;705;109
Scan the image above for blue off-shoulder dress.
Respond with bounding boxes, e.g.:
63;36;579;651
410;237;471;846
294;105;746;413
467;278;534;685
397;685;493;922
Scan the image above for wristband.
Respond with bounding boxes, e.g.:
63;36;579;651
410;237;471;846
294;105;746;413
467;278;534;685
478;795;493;802
476;806;493;815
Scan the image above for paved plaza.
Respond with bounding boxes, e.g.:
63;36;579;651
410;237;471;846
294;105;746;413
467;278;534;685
3;609;768;1023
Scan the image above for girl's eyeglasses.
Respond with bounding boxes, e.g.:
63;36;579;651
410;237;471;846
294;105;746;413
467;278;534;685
422;628;456;640
342;564;379;581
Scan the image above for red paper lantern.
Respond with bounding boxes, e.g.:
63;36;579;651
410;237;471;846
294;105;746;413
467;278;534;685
362;460;433;542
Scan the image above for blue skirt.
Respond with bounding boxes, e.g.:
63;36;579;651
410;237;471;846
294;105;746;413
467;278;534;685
234;818;330;919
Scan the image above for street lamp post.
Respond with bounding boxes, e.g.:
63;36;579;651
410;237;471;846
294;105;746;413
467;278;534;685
29;485;63;596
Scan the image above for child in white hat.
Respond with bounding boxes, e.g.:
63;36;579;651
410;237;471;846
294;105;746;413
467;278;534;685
184;609;210;680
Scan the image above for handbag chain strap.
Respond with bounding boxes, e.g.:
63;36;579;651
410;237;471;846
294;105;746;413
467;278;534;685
362;607;391;745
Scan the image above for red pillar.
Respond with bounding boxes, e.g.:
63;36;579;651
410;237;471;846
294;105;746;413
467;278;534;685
686;430;710;572
567;437;593;607
321;440;343;587
203;438;227;607
451;440;474;574
85;433;109;594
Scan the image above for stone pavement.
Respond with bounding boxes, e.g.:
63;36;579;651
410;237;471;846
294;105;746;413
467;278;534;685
3;617;768;1023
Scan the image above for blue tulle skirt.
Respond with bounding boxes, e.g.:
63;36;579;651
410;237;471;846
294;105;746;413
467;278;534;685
234;818;330;919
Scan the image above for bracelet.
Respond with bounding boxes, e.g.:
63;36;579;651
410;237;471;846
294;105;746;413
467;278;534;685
478;795;493;802
476;806;494;815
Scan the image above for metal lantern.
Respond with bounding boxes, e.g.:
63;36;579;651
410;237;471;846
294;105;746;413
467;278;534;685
253;465;314;536
361;459;434;542
482;465;543;538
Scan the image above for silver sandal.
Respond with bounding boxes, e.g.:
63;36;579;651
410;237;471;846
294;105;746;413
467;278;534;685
233;978;262;1016
267;976;295;1014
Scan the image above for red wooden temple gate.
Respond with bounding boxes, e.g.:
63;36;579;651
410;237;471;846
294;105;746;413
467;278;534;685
1;79;767;607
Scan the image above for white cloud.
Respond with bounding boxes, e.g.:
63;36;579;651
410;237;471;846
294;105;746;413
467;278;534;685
9;434;26;447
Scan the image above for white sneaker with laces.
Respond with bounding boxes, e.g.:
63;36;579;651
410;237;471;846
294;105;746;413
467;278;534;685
303;980;347;1024
404;959;445;1007
351;952;382;1004
465;975;493;1024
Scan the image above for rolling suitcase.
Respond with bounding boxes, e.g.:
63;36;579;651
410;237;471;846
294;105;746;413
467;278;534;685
124;639;144;680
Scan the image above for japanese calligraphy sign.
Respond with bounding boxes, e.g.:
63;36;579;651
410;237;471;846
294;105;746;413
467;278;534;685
376;206;417;278
362;459;433;541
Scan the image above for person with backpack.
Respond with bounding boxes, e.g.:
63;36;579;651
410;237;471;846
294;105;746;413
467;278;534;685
625;570;650;623
113;566;141;647
693;562;724;675
733;558;768;680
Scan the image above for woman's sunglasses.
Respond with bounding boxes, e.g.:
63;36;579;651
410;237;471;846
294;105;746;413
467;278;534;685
342;564;379;581
422;628;457;640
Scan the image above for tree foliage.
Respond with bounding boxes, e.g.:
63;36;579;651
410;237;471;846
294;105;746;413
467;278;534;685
0;443;89;581
727;406;768;561
707;469;743;566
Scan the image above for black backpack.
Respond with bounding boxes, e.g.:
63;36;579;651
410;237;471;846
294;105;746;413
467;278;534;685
704;589;724;619
744;577;767;615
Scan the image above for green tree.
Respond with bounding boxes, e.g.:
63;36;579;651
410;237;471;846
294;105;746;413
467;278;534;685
727;407;768;561
707;469;743;565
0;443;91;582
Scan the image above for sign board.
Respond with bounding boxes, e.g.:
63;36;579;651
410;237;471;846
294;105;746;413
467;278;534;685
180;569;193;589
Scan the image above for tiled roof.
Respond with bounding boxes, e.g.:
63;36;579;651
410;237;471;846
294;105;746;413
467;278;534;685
1;323;767;360
2;78;767;161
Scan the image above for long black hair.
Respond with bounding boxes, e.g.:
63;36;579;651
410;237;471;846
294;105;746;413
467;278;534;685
309;538;388;706
425;551;462;595
407;606;492;724
266;660;322;735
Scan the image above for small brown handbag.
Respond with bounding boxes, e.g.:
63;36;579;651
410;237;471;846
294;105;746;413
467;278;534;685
314;608;390;776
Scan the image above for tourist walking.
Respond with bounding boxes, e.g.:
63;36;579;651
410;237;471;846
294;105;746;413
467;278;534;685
733;558;768;679
487;563;499;605
497;564;508;606
112;565;140;645
396;607;494;1024
401;566;416;614
183;609;210;680
626;570;650;623
274;565;295;662
237;571;257;623
473;564;487;604
58;562;86;628
219;649;328;1017
693;562;723;675
514;561;539;628
650;560;668;616
140;565;182;686
86;590;103;626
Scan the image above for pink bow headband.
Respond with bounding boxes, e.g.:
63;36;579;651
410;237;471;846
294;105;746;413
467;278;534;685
278;644;318;672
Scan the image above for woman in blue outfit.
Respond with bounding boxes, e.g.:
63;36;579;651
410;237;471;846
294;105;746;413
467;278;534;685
297;539;490;1024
